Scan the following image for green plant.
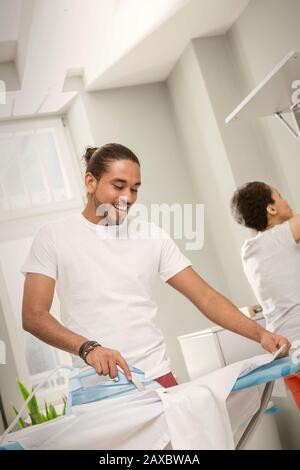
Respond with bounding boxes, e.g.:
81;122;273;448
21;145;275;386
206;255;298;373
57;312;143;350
11;379;67;429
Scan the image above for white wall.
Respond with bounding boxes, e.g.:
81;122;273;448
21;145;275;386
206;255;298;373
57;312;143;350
0;299;26;428
167;39;258;306
229;0;300;212
0;61;19;91
229;0;300;87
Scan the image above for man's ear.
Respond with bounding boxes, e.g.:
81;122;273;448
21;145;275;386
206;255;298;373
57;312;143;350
85;172;98;194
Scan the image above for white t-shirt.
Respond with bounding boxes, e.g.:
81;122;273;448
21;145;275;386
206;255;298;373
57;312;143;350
21;213;192;379
241;221;300;342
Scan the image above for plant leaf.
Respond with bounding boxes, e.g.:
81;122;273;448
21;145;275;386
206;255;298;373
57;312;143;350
16;379;41;421
29;411;47;425
27;388;41;418
44;401;50;420
62;396;67;416
15;379;60;426
48;404;57;420
11;404;26;429
16;379;30;402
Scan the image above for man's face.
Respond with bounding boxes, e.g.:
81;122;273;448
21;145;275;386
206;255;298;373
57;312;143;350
86;159;141;224
267;186;294;222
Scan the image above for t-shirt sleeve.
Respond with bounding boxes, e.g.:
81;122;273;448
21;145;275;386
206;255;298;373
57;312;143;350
20;224;58;280
158;232;192;282
272;221;298;248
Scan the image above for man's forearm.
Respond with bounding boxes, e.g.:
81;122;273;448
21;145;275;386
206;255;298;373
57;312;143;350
23;309;88;356
168;267;265;343
198;288;264;342
23;308;133;380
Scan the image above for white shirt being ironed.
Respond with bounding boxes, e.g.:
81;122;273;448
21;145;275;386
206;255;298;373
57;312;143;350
21;213;192;379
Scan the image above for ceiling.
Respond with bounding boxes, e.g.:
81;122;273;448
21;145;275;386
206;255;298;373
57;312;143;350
0;0;249;119
86;0;250;90
0;0;22;62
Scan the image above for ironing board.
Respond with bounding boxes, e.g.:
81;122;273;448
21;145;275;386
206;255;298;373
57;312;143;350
232;356;300;449
1;357;299;450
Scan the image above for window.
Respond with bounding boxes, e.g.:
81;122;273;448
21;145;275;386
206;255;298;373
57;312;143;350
0;118;83;220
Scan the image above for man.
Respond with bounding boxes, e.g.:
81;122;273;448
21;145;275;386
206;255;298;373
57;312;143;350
22;145;290;389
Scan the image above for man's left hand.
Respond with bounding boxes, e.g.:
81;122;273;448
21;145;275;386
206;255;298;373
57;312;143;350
259;331;291;357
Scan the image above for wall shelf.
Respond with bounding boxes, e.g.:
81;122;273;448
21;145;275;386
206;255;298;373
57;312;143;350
225;50;300;140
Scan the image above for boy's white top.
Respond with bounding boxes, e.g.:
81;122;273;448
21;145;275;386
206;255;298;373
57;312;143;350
21;213;192;379
242;221;300;342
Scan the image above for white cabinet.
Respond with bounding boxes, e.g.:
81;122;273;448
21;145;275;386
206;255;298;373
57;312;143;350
178;314;266;380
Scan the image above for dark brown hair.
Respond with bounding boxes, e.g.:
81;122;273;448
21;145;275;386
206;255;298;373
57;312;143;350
230;181;274;231
83;143;140;180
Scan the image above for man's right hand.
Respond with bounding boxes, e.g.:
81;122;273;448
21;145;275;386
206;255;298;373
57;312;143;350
85;345;132;381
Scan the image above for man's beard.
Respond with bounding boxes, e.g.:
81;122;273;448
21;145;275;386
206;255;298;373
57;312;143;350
92;193;102;211
93;194;126;226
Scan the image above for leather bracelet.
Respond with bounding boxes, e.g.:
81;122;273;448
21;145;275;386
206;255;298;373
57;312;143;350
78;340;95;359
79;340;97;358
79;340;101;364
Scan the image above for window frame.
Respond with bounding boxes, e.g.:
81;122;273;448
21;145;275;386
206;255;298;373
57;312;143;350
0;117;84;222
